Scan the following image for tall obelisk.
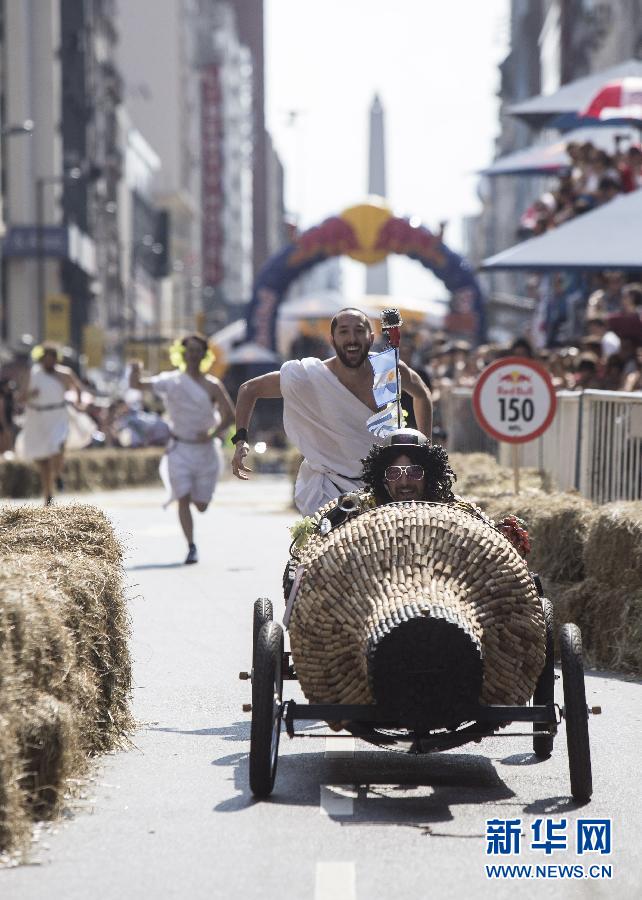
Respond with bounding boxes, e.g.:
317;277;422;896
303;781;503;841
366;94;389;295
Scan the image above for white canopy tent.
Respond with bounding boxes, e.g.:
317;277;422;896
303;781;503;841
508;59;642;127
482;189;642;271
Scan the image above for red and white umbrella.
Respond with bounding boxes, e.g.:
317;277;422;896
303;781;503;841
581;77;642;123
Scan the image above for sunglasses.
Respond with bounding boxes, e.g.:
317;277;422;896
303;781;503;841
384;465;424;481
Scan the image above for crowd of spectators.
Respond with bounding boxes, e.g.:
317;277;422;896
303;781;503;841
490;136;642;417
519;139;642;239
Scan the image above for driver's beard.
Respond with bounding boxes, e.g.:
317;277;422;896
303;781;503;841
334;344;369;368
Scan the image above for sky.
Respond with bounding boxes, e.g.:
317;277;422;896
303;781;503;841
265;0;510;301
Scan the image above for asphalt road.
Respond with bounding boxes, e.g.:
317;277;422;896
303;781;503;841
2;476;641;899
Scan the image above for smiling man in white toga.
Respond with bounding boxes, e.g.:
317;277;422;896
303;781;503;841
231;308;433;515
130;334;234;564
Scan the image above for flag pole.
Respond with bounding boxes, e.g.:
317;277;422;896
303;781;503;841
381;308;403;428
394;347;402;427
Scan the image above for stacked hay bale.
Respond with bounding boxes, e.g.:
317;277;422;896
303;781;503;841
480;493;596;585
449;452;547;498
0;448;164;498
289;501;545;732
552;502;642;673
0;504;132;854
475;487;642;674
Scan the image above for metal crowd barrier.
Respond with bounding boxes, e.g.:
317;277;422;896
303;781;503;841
442;386;498;456
578;390;642;504
442;387;642;503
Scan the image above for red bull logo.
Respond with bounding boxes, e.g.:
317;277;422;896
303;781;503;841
498;370;534;396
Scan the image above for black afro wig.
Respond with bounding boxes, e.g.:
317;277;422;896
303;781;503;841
361;442;457;506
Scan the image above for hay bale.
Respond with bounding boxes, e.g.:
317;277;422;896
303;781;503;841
546;576;642;674
50;555;133;747
0;460;41;498
449;452;546;498
0;503;122;564
16;695;81;816
0;713;28;854
0;504;132;853
0;563;85;827
0;448;165;498
480;493;596;583
583;502;642;587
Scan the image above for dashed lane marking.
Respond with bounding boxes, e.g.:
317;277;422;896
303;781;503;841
315;862;356;900
324;736;356;758
319;785;356;817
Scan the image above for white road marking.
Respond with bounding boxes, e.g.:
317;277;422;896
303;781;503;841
324;736;356;758
315;862;356;900
319;785;356;816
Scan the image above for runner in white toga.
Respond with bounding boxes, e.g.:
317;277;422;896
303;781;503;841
17;344;86;505
130;334;234;564
230;308;433;515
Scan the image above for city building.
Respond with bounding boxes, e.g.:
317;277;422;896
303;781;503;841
195;0;254;327
230;0;288;275
118;0;203;336
1;0;119;351
118;122;170;363
119;0;283;333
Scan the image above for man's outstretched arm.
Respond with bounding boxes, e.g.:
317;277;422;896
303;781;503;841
231;371;282;480
128;360;154;390
399;361;433;438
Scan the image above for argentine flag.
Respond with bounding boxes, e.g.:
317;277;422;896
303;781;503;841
370;347;398;408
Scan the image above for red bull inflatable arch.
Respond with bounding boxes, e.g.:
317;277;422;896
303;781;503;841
245;200;487;349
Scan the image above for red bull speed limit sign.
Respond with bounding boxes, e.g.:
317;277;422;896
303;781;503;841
472;357;557;444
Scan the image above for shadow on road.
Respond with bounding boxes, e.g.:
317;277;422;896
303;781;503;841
500;752;546;766
148;721;250;741
126;562;185;571
211;729;515;832
523;795;591;814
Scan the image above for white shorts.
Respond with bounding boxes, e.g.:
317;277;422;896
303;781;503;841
159;439;222;506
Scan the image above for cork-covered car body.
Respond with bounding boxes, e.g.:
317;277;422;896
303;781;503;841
244;491;597;804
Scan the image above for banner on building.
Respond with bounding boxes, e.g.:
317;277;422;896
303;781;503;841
82;324;105;369
45;293;70;344
201;64;224;290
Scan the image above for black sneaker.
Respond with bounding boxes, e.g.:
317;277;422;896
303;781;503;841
185;543;198;565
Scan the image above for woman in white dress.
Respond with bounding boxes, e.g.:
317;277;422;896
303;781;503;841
18;345;84;504
130;334;234;564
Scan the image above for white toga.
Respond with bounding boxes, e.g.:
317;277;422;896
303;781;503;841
17;366;69;461
152;370;223;506
281;357;386;515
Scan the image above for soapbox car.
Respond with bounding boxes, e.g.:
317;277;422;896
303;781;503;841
240;498;599;803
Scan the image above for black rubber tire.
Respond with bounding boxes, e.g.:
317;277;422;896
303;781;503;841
560;623;593;802
533;598;555;758
252;598;273;666
249;621;283;798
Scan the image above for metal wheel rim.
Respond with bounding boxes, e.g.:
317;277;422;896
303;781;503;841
270;676;281;773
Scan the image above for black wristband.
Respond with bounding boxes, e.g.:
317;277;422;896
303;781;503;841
231;428;248;445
